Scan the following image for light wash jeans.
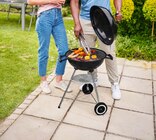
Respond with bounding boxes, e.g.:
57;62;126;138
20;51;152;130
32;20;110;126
36;8;68;77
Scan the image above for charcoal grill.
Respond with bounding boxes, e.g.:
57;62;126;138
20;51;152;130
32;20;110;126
58;6;118;115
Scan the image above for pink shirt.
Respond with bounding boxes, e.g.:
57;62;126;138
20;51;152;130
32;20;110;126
37;4;61;16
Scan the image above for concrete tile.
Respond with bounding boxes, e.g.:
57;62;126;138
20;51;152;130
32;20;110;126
152;61;156;81
154;81;156;95
0;119;15;134
154;97;156;114
63;101;111;131
18;103;29;109
114;90;153;114
123;66;152;79
120;76;152;94
97;73;111;87
53;123;104;140
13;108;24;115
49;80;79;99
105;133;132;140
24;95;73;121
108;108;154;140
125;59;151;69
77;87;114;106
0;115;59;140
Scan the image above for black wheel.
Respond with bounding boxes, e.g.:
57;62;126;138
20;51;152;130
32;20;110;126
82;83;93;94
94;102;107;115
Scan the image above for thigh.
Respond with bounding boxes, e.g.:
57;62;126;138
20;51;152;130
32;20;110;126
52;11;68;55
80;18;97;47
36;10;53;48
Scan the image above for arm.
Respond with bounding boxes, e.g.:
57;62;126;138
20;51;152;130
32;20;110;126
27;0;65;6
70;0;83;37
113;0;122;22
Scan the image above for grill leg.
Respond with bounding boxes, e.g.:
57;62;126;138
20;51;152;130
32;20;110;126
58;69;76;108
90;71;100;102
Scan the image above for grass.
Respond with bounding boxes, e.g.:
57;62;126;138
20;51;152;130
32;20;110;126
0;12;74;120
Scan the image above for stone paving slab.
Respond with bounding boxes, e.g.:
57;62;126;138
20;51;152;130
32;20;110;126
114;90;153;114
120;76;152;94
154;81;156;95
152;61;156;81
122;65;152;80
105;133;133;140
52;123;104;140
0;115;59;140
24;95;73;121
107;108;154;140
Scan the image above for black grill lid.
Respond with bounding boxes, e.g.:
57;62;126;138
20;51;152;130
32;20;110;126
90;6;117;45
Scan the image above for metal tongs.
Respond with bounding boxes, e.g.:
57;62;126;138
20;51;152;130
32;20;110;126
79;33;91;55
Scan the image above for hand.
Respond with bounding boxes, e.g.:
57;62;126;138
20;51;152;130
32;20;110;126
74;23;83;38
115;11;122;22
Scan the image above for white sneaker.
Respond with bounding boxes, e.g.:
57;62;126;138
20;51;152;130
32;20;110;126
79;81;99;90
111;82;121;100
54;81;72;93
40;81;51;94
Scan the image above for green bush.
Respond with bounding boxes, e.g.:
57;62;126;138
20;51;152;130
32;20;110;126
111;0;134;21
116;35;156;61
118;0;152;36
62;6;71;17
0;4;8;12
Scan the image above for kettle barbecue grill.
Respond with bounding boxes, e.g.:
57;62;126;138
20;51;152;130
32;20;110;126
58;6;118;115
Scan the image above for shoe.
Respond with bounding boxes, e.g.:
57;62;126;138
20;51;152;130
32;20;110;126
40;81;51;94
54;81;72;93
111;82;121;100
79;81;99;90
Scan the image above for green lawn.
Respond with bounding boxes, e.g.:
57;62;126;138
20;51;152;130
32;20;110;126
0;12;74;120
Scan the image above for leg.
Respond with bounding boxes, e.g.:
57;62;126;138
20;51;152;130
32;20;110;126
36;10;52;93
52;9;72;92
98;38;121;100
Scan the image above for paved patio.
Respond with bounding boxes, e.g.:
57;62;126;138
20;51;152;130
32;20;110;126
0;58;156;140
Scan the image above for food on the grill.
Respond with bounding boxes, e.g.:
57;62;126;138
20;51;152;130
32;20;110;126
91;54;97;59
74;47;83;54
84;55;90;60
68;52;79;58
68;48;98;61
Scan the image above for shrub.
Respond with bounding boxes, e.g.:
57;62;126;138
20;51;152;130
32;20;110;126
143;0;156;37
62;6;71;17
110;0;134;21
118;0;151;36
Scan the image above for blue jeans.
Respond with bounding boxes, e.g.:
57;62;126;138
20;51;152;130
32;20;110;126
36;8;68;77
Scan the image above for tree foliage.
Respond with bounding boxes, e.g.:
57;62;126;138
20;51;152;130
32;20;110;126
143;0;156;36
118;0;151;36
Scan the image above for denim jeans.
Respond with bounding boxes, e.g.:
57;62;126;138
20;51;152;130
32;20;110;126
36;8;68;77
